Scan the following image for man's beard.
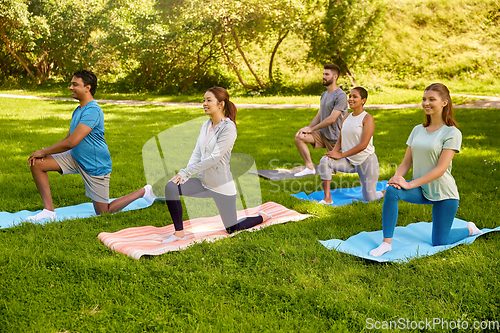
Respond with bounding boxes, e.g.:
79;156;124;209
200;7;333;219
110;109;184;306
323;78;333;86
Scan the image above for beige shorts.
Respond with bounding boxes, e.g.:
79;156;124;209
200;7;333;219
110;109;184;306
311;132;336;151
52;150;110;203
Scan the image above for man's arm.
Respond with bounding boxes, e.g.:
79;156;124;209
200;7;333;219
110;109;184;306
308;110;322;128
295;110;321;138
28;123;92;166
308;109;342;132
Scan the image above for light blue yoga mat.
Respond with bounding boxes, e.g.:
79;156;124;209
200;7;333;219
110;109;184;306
291;180;388;206
0;198;154;229
319;218;500;263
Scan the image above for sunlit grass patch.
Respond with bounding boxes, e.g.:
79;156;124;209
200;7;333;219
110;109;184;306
0;97;499;332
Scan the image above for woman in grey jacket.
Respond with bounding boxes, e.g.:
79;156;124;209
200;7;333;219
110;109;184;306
162;87;271;243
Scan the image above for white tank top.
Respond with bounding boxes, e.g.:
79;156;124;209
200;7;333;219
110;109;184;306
341;111;375;165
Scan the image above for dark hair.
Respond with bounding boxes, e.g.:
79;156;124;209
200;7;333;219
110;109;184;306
323;63;340;77
206;86;237;127
423;83;458;128
352;87;368;101
73;69;98;96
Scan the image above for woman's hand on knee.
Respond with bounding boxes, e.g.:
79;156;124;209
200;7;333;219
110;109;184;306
325;150;342;159
388;175;409;190
169;174;186;185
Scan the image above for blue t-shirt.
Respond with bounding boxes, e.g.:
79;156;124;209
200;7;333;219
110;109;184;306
69;100;112;176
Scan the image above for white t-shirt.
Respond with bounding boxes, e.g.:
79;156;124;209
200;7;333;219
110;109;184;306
341;111;375;165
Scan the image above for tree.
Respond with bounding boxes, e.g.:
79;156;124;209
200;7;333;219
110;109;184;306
0;0;104;83
306;0;385;84
158;0;222;93
0;0;46;82
207;0;305;90
100;0;222;92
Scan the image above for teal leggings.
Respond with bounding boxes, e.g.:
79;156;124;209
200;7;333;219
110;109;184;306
383;186;470;246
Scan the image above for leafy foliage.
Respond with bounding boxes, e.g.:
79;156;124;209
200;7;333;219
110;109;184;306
306;0;386;82
1;0;499;93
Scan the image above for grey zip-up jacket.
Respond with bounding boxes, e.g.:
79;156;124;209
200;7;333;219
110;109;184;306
178;118;237;195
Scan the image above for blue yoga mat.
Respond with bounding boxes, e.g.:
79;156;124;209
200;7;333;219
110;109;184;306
319;218;500;263
291;180;388;206
0;198;154;229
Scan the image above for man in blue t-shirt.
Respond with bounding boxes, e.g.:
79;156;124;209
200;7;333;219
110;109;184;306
27;70;155;221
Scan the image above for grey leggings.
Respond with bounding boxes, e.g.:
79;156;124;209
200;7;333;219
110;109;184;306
165;178;263;233
319;153;384;202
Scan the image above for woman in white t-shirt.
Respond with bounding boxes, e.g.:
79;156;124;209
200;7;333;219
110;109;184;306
369;83;482;257
318;87;384;204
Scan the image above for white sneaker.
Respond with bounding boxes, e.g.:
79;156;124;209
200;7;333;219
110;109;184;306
161;234;185;243
467;222;483;235
26;209;57;222
318;199;332;205
369;242;392;257
143;184;156;205
294;167;316;177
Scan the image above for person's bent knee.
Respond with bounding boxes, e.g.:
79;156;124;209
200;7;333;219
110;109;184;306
30;160;46;173
295;134;312;145
225;222;239;234
30;163;40;173
432;236;449;246
384;185;401;201
93;202;110;215
95;208;107;215
363;193;377;202
165;181;180;200
30;155;61;173
319;156;331;180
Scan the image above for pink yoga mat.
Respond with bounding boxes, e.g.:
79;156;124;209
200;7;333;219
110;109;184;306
98;202;312;259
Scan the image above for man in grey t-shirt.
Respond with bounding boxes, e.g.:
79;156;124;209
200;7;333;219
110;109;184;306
294;64;348;176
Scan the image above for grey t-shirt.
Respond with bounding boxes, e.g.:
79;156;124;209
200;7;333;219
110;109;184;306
319;88;348;142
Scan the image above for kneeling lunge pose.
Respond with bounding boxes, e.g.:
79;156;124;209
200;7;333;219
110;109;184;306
319;87;384;204
163;87;271;243
369;83;482;257
27;70;155;221
293;64;348;176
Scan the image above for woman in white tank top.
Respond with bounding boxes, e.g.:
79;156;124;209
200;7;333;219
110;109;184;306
318;87;385;204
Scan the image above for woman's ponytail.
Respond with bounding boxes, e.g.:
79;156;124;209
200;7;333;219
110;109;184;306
224;100;237;126
207;86;237;128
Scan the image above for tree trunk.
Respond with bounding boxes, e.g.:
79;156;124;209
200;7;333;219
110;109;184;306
180;34;216;93
269;30;289;82
228;22;267;89
0;25;40;84
220;35;258;90
335;51;356;86
34;51;53;81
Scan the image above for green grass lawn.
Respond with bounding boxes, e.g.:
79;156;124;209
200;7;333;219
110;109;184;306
0;97;499;332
